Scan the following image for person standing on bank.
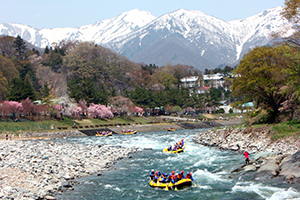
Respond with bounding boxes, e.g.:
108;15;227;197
244;151;250;165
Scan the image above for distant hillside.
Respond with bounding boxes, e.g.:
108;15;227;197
0;7;295;71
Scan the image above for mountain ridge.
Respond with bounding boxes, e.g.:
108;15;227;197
0;7;295;70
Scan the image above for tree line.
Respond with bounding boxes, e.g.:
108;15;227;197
0;0;299;123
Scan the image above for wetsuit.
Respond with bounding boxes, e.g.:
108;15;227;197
186;174;194;181
149;172;155;180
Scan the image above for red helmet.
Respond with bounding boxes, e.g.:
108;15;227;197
181;170;184;174
155;171;158;174
172;171;175;174
189;172;192;175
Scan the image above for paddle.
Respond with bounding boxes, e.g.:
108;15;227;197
190;170;197;187
165;184;169;191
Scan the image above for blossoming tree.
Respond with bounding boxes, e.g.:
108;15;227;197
88;103;113;119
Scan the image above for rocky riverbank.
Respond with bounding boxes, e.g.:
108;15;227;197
193;126;300;184
0;139;141;199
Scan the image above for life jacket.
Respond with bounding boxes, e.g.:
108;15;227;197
150;172;155;180
177;173;183;180
186;174;191;179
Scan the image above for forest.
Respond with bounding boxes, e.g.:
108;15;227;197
0;35;234;120
0;0;300;124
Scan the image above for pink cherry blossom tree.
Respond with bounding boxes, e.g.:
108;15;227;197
134;106;143;113
1;100;23;118
88;103;113;119
21;97;37;120
67;105;82;118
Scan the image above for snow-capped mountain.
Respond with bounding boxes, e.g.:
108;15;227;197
0;9;156;48
0;7;295;70
105;7;294;70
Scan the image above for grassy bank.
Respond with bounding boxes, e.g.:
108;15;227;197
0;116;154;135
269;121;300;140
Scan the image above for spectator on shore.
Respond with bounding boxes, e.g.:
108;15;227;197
244;151;250;165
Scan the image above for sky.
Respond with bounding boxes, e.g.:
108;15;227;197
0;0;285;29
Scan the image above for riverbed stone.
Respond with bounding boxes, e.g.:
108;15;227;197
0;138;141;199
193;127;300;183
243;164;257;172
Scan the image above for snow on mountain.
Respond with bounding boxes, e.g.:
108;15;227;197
0;7;296;70
229;6;295;60
104;9;243;68
105;6;295;69
0;9;156;48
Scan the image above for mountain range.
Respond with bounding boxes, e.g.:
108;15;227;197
0;7;295;71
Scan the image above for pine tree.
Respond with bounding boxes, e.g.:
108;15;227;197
7;77;35;101
44;46;49;54
13;35;27;61
42;83;51;98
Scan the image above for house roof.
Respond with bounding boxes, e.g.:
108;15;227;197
198;86;210;90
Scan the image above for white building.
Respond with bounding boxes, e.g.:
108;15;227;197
203;73;225;88
180;73;226;93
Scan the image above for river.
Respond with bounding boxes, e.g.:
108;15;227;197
56;128;300;200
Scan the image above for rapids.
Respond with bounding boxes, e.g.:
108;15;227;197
56;128;300;200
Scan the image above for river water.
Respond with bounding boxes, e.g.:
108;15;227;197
56;128;300;200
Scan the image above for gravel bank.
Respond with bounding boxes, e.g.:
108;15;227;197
0;139;141;199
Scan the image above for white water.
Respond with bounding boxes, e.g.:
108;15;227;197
58;128;300;200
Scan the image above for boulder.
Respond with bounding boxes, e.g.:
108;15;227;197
243;164;257;172
253;151;281;161
278;151;300;183
255;158;279;180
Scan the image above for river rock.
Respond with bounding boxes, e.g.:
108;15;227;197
243;164;257;172
253;151;281;161
278;151;300;183
255;158;279;180
194;126;300;184
0;138;142;199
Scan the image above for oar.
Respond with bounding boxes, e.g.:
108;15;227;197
193;182;197;187
175;186;177;191
165;183;169;191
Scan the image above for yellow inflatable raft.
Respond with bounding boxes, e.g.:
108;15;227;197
149;178;192;190
120;130;137;134
167;128;176;131
95;133;112;137
163;144;186;153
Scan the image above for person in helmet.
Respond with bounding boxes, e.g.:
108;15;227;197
167;145;172;151
169;172;176;184
185;172;194;181
157;170;161;177
149;169;155;180
176;170;185;181
173;144;178;151
154;171;160;182
161;173;167;183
